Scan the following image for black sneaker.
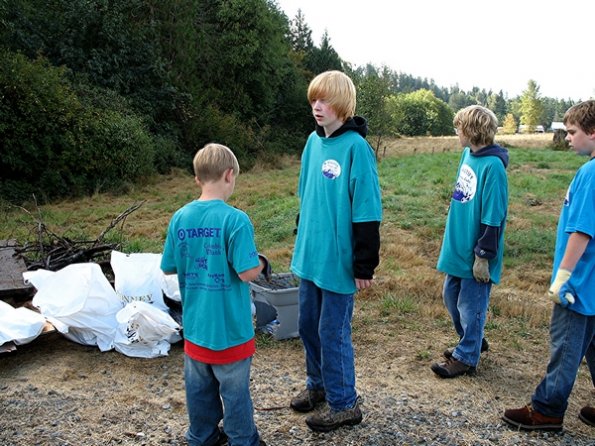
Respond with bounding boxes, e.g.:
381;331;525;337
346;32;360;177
215;428;227;445
305;398;363;432
443;338;489;359
215;430;265;445
431;357;476;378
290;388;326;413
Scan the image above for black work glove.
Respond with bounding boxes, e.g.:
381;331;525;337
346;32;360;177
258;254;272;280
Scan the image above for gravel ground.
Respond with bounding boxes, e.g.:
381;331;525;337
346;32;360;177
1;318;595;446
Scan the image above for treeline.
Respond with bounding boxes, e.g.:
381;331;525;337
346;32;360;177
0;1;576;204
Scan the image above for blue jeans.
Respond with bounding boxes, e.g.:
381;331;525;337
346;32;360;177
298;279;357;411
442;274;492;367
532;304;595;418
184;355;260;446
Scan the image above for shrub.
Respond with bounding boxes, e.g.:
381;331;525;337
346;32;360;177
0;50;156;203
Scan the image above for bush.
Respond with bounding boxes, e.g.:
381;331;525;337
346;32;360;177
0;50;157;203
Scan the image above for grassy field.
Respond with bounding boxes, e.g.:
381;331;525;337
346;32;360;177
0;133;583;333
5;133;595;445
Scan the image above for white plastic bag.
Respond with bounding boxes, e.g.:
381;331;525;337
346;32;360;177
161;273;181;302
0;301;47;346
110;250;168;311
113;301;181;358
25;263;122;351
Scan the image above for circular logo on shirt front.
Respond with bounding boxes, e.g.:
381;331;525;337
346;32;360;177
322;159;341;179
452;164;477;203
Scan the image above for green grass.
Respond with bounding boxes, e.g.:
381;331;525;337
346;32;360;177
380;294;417;316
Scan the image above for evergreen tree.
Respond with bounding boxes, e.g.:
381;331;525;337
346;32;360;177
289;9;313;52
487;90;508;122
306;30;343;75
519;80;544;132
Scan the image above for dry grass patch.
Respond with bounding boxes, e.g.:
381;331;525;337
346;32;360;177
380;133;555;158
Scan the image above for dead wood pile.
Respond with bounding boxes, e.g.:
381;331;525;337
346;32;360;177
7;201;144;273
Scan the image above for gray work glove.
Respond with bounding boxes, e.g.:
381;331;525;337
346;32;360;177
472;255;490;283
258;254;272;281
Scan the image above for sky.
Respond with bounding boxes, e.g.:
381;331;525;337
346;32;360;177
275;0;594;102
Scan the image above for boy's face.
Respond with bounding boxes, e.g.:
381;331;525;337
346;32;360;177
455;127;470;148
565;123;595;157
311;98;343;135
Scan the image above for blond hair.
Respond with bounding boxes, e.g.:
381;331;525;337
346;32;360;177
307;70;356;122
563;100;595;134
454;105;498;147
193;143;239;183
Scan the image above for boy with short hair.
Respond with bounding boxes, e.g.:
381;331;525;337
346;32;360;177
431;105;509;378
503;100;595;431
290;70;382;432
161;143;268;446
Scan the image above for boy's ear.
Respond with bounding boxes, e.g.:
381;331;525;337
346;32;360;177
194;176;202;187
224;168;235;183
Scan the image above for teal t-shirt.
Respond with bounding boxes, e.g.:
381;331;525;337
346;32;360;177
437;147;508;284
161;200;259;350
554;158;595;315
291;130;382;294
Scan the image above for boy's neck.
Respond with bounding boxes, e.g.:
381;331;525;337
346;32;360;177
323;119;345;137
198;190;226;201
196;182;230;202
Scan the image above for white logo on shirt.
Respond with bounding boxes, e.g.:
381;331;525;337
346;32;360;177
322;159;341;179
452;164;477;203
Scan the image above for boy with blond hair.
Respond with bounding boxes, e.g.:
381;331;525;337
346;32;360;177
290;70;382;432
503;100;595;431
431;105;509;378
161;143;268;446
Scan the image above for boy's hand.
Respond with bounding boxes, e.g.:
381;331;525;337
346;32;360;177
472;255;490;283
258;254;272;280
355;278;373;290
548;268;575;307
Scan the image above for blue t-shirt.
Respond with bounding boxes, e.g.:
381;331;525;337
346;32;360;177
291;130;382;294
554;158;595;315
161;200;259;350
437;147;508;284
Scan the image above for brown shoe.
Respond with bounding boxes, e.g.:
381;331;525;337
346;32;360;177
443;338;489;359
502;404;563;431
430;357;475;378
579;406;595;427
305;397;362;432
290;388;326;413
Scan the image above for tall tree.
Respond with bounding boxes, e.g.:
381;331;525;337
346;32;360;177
351;64;393;156
487;90;508;122
288;9;313;53
519;79;544;132
306;30;343;75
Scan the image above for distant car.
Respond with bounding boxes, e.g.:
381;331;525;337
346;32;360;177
550;122;566;132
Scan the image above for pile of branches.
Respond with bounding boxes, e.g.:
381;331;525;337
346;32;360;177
12;201;144;272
